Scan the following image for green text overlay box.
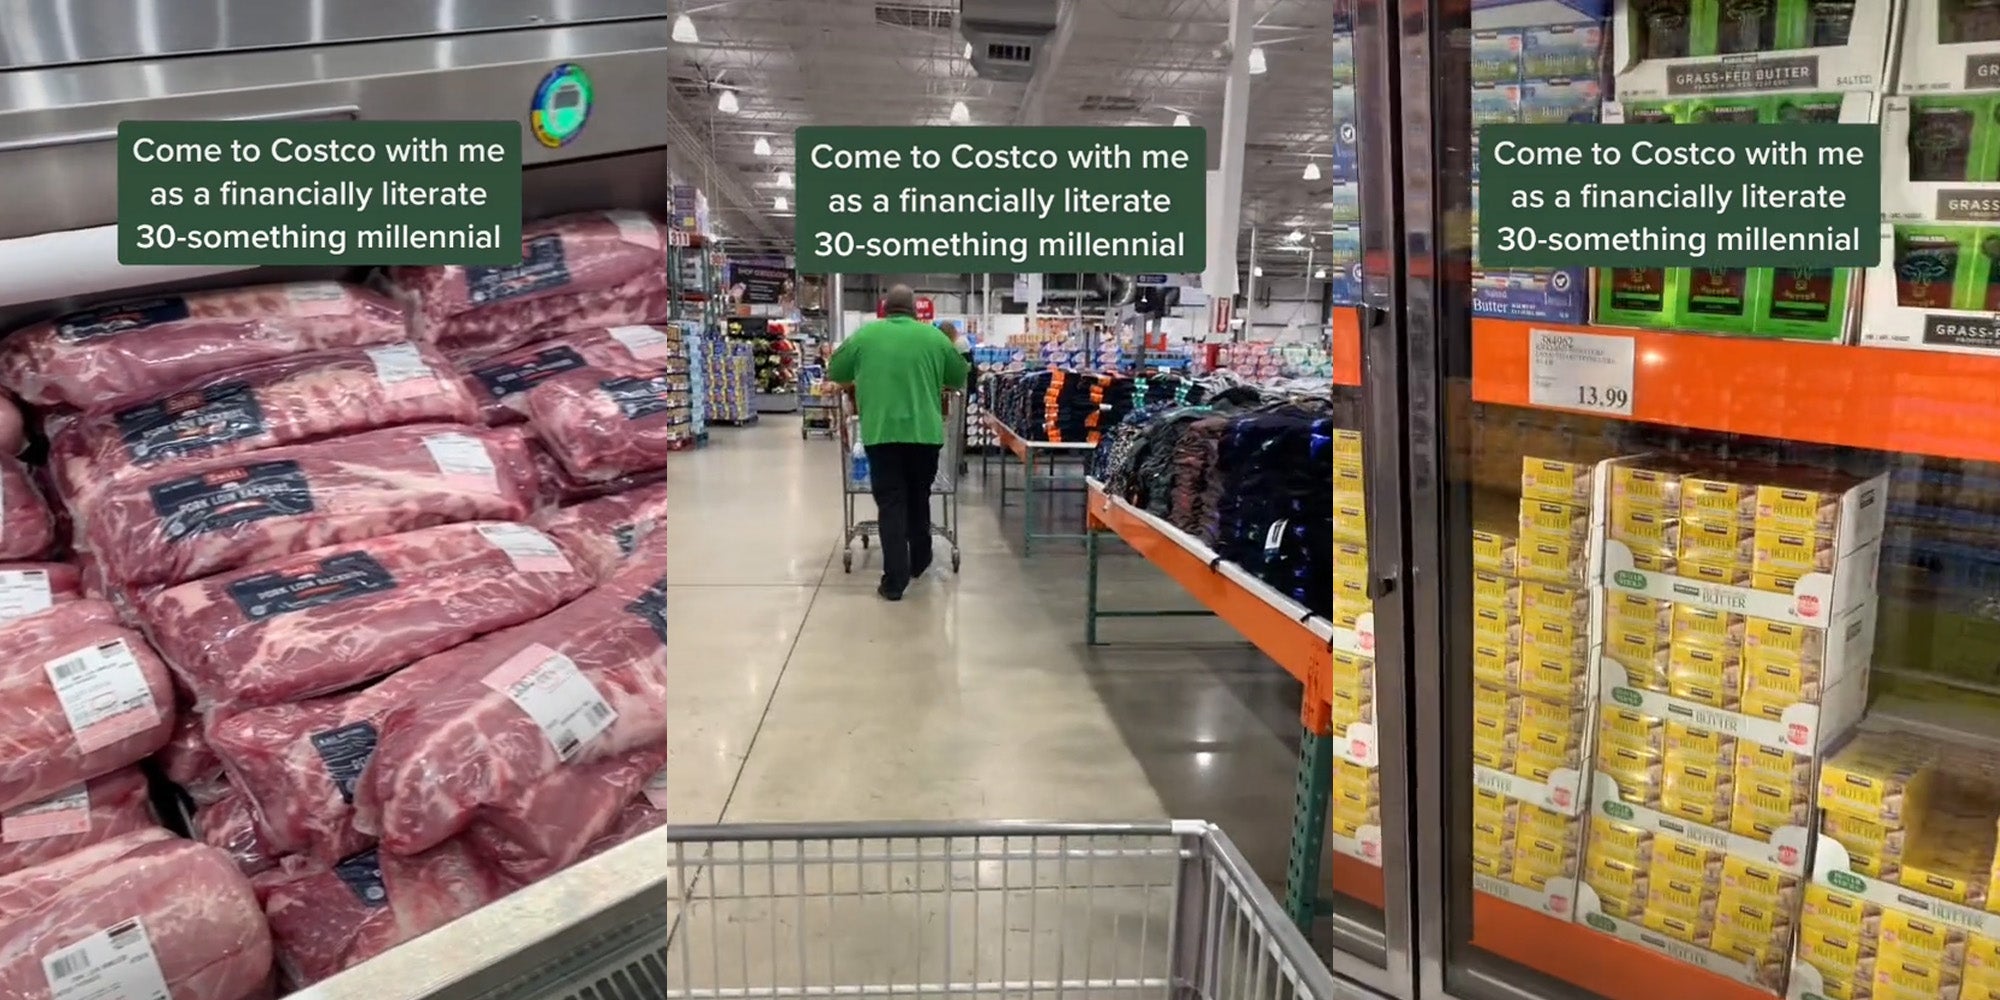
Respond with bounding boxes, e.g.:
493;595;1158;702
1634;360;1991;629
119;121;523;266
1479;124;1879;269
795;126;1206;273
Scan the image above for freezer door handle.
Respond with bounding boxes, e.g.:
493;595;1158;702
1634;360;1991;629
0;104;363;155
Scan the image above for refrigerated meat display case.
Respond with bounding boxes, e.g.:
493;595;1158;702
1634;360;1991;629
0;3;672;996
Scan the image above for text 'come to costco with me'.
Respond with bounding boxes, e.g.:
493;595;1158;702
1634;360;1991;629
795;126;1206;273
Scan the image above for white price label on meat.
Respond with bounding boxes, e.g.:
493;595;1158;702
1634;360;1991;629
605;210;664;250
422;433;500;493
284;281;348;317
644;765;669;810
42;918;171;1000
1528;329;1635;417
45;640;160;753
476;523;576;574
482;643;617;761
0;568;53;622
609;326;673;362
366;343;442;399
3;784;90;842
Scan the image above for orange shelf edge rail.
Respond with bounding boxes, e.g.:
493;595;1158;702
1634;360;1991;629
1471;894;1770;1000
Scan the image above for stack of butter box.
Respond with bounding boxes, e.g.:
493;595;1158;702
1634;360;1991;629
1470;448;1610;916
1328;427;1382;866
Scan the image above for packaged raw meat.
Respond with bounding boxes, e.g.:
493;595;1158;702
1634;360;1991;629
524;365;677;480
464;326;678;422
0;601;173;812
158;713;228;801
533;481;666;581
463;745;665;881
86;422;544;589
48;343;480;516
529;438;667;503
198;792;278;878
0;454;54;561
391;211;671;361
354;549;667;855
0;564;83;625
0;831;272;1000
206;665;455;862
142;520;592;710
0;394;22;455
0;281;407;411
0;767;155;878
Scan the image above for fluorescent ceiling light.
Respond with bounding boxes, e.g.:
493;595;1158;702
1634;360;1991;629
1286;229;1304;242
1314;268;1328;279
777;170;793;186
1303;162;1321;180
1173;113;1191;127
950;100;970;124
964;42;973;58
1248;46;1267;74
775;196;789;211
1252;265;1264;277
717;89;739;114
754;137;772;156
672;14;698;43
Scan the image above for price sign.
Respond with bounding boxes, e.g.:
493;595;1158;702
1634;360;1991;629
1528;329;1635;417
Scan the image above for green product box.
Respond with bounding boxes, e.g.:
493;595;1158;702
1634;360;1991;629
1907;94;2000;183
1892;224;1978;310
1596;267;1682;327
1712;0;1782;54
1685;94;1771;125
1770;91;1846;123
1622;99;1689;124
1677;267;1759;333
1753;267;1851;341
1781;0;1858;49
1970;228;2000;311
1633;1;1704;59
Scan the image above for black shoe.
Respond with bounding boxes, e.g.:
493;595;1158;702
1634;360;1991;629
910;555;933;581
877;581;904;602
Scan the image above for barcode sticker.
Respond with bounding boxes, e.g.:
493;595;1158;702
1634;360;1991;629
422;433;500;493
365;343;443;400
284;281;349;318
0;569;54;622
3;784;91;842
45;640;160;754
643;765;669;810
604;210;663;250
608;326;673;362
41;918;170;1000
475;523;575;574
481;643;617;761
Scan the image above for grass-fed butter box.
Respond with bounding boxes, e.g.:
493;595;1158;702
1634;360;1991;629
1898;0;2000;95
1609;0;1897;99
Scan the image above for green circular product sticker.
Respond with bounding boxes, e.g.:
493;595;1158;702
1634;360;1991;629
531;64;593;148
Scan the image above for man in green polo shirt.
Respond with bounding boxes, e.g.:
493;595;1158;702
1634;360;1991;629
827;285;970;601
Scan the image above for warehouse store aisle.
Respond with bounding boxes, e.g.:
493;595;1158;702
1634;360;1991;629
667;418;1310;887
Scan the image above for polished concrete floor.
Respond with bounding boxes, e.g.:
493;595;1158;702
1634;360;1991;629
666;417;1309;882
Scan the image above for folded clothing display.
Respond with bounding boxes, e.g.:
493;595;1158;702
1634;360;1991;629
141;520;592;710
49;343;480;516
390;211;671;361
464;326;676;423
353;550;667;855
0;767;156;879
0;454;54;561
1213;409;1336;617
0;601;173;812
523;366;676;481
0;282;407;411
0;829;272;1000
531;481;667;581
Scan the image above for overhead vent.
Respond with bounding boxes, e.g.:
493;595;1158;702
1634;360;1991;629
1079;94;1143;113
961;0;1058;83
874;3;954;30
668;75;709;100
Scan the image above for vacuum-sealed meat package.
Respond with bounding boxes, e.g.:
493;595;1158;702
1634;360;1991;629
353;550;667;855
0;564;83;626
0;455;54;561
533;481;666;581
0;601;173;812
49;343;480;516
390;212;670;361
464;326;678;423
86;423;543;589
0;831;272;1000
0;767;156;878
525;366;677;481
198;791;278;879
0;282;407;411
463;745;664;881
158;713;225;794
141;520;591;711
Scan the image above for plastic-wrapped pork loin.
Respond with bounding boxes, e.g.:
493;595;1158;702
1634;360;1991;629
531;480;666;581
85;422;544;589
0;564;83;625
0;454;54;561
0;601;173;812
0;830;272;1000
198;791;279;878
525;366;678;481
464;746;666;881
465;326;678;423
0;767;155;878
48;342;480;516
0;281;407;411
391;211;671;361
144;520;592;711
354;547;667;855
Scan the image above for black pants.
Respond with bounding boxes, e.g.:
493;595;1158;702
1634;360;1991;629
865;442;941;592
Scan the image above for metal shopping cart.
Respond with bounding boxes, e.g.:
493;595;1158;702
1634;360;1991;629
665;820;1351;1000
838;390;964;575
799;363;838;440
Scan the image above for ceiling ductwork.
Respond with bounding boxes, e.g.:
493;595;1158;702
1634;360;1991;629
960;0;1058;82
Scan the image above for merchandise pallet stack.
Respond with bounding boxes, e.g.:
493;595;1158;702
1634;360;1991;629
1321;427;1382;873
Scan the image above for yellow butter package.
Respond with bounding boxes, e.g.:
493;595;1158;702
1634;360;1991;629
1670;604;1745;651
1722;856;1799;911
1596;741;1664;806
1744;617;1825;667
1678;516;1755;568
1741;654;1817;712
1660;759;1732;827
1611;462;1684;510
1333;428;1364;467
1522;612;1588;662
1521;498;1590;543
1471;527;1515;576
1597;707;1663;751
1639;906;1709;946
1749;568;1801;598
1331;649;1373;699
1517;641;1586;703
1753;527;1835;577
1681;473;1757;524
1819;731;1939;827
1963;933;2000;995
1711;894;1790;971
1333;542;1370;587
1588;813;1651;867
1756;481;1842;535
1510;833;1576;889
1880;909;1964;971
1473;682;1513;724
1472;721;1512;770
1472;830;1510;877
1517;695;1580;762
1473;570;1518;614
1330;689;1370;732
1901;815;1994;908
1609;506;1679;555
1736;741;1813;791
1604;626;1670;691
1650;833;1726;890
1472;638;1516;689
1583;851;1648;908
1333;465;1366;506
1605;591;1671;631
1516;530;1588;587
1473;787;1517;830
1334;500;1368;545
1522;455;1597;506
1684;557;1754;588
1821;809;1905;879
1517;803;1574;850
1875;955;1951;999
1628;547;1684;576
1665;720;1736;764
1801;882;1875;938
1333;809;1368;840
1666;646;1737;710
1521;581;1588;627
1738;686;1797;727
1795;925;1873;998
1729;773;1811;840
1510;744;1570;786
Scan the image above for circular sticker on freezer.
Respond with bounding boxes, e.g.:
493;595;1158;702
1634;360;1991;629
531;63;594;148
